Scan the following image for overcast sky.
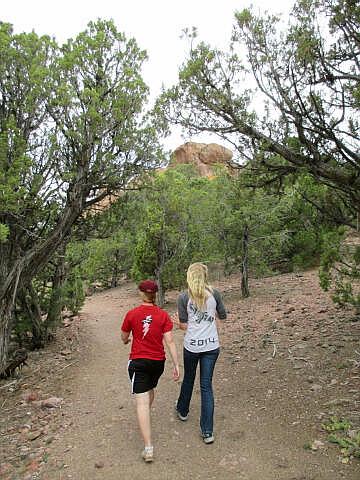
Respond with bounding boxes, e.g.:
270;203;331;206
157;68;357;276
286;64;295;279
2;0;294;151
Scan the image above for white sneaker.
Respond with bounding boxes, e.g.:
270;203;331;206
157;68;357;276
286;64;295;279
202;433;215;444
177;410;189;421
175;401;188;421
141;446;154;462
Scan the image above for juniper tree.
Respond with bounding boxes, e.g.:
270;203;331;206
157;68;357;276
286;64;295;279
0;20;163;374
157;0;359;226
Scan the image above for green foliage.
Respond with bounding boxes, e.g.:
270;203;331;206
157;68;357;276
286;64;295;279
319;229;360;310
289;230;319;270
62;272;85;315
221;170;336;277
222;181;288;276
76;165;238;299
154;0;360;306
0;17;161;261
0;24;56;219
323;417;351;432
76;164;337;303
278;175;338;271
72;231;134;289
319;232;342;290
61;152;343;310
323;417;360;460
328;434;360;459
129;165;224;293
156;0;359;227
0;223;9;242
0;18;164;369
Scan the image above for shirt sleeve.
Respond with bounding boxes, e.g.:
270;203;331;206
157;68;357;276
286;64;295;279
177;292;189;323
213;289;227;320
121;312;131;332
162;312;173;333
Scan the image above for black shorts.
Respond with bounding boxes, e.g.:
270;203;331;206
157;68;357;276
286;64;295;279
128;358;165;394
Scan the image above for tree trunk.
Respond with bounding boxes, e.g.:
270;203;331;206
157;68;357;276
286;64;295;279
0;159;88;376
45;248;67;333
0;297;14;375
110;274;118;288
241;224;250;298
110;250;120;288
0;238;22;374
156;272;165;308
29;285;45;348
19;284;45;349
155;235;166;308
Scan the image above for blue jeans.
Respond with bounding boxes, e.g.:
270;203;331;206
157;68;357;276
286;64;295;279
177;347;220;435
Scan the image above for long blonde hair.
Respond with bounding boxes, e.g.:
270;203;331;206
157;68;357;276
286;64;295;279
187;263;213;310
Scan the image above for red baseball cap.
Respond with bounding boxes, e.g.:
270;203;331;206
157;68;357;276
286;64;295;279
138;280;158;293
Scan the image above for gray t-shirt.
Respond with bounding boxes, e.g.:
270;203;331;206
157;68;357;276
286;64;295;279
177;289;227;353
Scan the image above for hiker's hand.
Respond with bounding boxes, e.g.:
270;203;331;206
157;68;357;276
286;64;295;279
121;332;131;345
173;365;180;381
172;313;180;328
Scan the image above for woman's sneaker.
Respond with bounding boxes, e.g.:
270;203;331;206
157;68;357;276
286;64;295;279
202;433;215;444
141;446;154;462
175;401;188;421
177;410;189;421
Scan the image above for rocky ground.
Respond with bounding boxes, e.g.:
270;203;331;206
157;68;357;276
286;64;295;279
0;269;359;479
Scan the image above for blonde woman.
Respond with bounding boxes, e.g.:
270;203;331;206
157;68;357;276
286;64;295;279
175;263;227;444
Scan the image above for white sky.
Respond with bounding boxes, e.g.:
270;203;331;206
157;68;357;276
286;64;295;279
1;0;294;152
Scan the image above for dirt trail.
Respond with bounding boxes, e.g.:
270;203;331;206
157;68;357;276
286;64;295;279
1;271;360;479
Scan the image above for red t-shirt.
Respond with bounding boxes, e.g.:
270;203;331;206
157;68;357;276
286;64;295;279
121;304;173;360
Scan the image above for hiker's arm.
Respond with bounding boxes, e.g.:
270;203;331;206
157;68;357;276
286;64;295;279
216;319;223;335
214;289;227;335
121;313;131;344
177;293;188;331
121;330;130;344
163;331;180;381
213;289;227;321
172;312;187;331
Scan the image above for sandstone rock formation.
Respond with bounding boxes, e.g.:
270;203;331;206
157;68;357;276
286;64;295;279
170;142;233;177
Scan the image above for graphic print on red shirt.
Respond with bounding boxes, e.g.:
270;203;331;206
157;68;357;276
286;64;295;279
121;304;173;360
142;315;152;338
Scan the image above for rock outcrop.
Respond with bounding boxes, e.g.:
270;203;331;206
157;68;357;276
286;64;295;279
170;142;233;177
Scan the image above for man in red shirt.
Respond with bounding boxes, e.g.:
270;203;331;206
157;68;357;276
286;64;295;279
121;280;180;462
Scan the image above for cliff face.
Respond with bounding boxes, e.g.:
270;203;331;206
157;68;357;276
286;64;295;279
169;142;233;177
